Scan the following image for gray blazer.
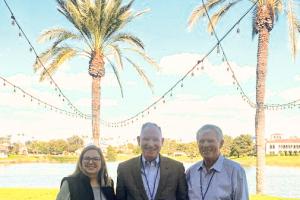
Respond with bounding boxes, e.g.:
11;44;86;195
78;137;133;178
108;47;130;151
116;155;188;200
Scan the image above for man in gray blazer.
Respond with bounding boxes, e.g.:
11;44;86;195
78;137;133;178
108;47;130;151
116;122;188;200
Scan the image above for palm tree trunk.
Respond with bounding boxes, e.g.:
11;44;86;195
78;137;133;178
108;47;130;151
255;7;270;193
89;49;105;147
92;77;101;146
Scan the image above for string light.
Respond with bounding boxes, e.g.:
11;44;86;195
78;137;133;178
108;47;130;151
3;0;89;119
237;23;240;34
3;0;299;128
99;1;264;127
0;75;90;119
202;0;257;108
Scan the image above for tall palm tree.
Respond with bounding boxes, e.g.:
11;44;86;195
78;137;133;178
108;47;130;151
34;0;158;146
188;0;300;194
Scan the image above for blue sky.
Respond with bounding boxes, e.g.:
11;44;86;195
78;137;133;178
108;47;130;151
0;0;300;142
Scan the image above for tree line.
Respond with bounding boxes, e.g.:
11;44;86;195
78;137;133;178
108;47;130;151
5;134;254;158
108;134;255;161
9;135;84;155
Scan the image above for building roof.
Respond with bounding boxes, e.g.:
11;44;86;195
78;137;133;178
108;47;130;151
271;133;283;135
0;145;9;151
267;138;300;143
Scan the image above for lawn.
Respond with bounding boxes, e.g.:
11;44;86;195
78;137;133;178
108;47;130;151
0;188;299;200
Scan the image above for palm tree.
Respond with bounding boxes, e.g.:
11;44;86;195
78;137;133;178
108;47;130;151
34;0;158;146
188;0;300;194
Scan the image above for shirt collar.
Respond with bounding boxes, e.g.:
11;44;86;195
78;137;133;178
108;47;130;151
142;155;160;167
198;155;224;172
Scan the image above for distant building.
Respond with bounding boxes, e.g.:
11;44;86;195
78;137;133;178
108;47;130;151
0;145;9;158
266;133;300;155
0;136;11;158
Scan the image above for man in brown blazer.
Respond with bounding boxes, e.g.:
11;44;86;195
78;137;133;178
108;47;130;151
116;122;188;200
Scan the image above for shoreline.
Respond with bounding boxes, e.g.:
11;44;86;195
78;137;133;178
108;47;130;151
1;154;300;167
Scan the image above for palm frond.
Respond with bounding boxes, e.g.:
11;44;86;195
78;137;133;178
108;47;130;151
125;47;159;71
40;48;77;81
38;28;82;50
133;8;150;18
188;0;225;31
38;28;74;43
287;0;298;60
100;0;124;41
273;0;283;21
118;0;134;18
105;56;124;98
56;0;93;48
208;0;240;33
108;44;123;70
111;33;144;49
125;57;154;93
57;0;82;28
34;46;66;71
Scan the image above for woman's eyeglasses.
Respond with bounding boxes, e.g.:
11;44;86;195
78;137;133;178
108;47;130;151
83;157;101;162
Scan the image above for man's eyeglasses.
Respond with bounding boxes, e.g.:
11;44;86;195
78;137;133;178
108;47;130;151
83;157;101;162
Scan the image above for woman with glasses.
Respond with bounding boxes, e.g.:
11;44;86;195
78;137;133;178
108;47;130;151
56;145;116;200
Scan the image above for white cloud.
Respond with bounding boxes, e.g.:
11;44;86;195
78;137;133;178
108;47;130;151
3;69;121;99
159;53;203;75
1;89;300;142
101;93;255;142
7;74;34;88
159;53;255;85
294;75;300;81
278;87;300;100
105;93;300;142
0;110;90;140
205;62;255;86
0;87;65;109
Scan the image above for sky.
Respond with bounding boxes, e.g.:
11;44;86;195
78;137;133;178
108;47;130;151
0;0;300;143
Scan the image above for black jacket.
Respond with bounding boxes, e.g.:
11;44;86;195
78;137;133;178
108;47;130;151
61;173;116;200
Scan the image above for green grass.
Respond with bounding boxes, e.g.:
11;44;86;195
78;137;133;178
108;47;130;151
0;188;58;200
0;188;298;200
251;195;300;200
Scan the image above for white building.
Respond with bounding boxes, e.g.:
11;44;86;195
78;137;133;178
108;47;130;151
266;133;300;155
0;136;11;158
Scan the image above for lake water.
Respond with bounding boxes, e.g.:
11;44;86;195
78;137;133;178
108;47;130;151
0;162;299;198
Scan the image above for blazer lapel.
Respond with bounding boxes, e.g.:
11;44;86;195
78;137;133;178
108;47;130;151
155;156;169;200
132;156;148;200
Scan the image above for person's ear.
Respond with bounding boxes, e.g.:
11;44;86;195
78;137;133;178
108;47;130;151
220;139;224;149
161;137;164;145
137;136;141;146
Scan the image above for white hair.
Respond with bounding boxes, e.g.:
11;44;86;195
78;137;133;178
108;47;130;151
196;124;223;142
140;122;162;136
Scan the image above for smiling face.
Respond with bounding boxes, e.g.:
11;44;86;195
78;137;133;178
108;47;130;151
81;149;101;178
137;126;164;161
197;129;223;166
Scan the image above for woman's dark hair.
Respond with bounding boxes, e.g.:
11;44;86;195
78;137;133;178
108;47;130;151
71;145;111;186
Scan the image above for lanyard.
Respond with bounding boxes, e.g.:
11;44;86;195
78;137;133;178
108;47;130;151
200;168;215;200
141;157;160;200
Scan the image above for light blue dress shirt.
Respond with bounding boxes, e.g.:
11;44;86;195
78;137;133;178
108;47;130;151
141;156;160;200
186;155;249;200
